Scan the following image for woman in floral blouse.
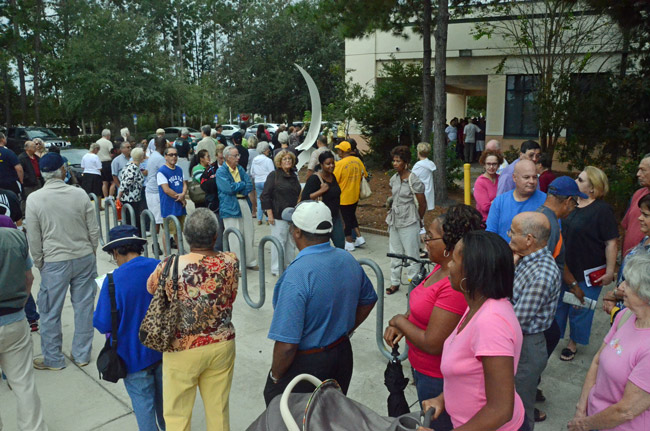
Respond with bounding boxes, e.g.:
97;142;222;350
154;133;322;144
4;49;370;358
147;208;239;431
118;147;146;229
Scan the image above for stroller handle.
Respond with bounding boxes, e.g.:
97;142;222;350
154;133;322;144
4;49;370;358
280;374;323;431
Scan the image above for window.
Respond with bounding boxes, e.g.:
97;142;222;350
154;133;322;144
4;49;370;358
504;75;539;138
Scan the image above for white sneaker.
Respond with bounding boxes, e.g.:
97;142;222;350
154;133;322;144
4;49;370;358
354;236;366;247
345;241;355;252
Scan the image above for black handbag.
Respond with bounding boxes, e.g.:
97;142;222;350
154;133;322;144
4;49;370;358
96;273;128;383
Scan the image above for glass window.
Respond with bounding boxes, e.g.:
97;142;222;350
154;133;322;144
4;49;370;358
504;75;539;138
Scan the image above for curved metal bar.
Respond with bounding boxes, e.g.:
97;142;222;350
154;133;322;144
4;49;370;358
88;193;105;246
223;227;247;306
104;198;119;238
140;210;160;259
162;215;185;256
357;257;408;362
248;235;285;309
120;203;136;227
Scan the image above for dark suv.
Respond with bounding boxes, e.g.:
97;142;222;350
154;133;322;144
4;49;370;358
6;127;71;155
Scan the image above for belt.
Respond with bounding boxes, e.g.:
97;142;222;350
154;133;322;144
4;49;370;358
237;196;247;199
297;335;348;356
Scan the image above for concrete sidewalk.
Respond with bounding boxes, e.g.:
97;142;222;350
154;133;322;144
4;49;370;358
0;219;609;430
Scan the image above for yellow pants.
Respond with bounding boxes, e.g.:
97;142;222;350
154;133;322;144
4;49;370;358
163;339;236;431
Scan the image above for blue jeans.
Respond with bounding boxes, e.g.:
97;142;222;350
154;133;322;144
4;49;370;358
555;281;602;346
123;362;165;431
25;293;39;322
331;215;345;249
255;182;266;221
412;368;453;431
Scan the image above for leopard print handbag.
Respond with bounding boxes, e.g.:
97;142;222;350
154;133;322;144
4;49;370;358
139;255;181;352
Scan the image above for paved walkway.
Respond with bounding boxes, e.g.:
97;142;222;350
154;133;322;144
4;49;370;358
1;211;610;430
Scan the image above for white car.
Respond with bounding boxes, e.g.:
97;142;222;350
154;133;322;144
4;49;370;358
244;123;280;140
220;124;240;138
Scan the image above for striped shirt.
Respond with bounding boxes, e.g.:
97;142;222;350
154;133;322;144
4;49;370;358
511;247;561;335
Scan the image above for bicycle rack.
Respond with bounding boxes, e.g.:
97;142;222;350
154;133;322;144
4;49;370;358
223;227;247;302
249;235;285;309
140;209;160;259
162;215;185;256
88;193;105;246
120;203;136;227
104;198;119;237
358;257;409;362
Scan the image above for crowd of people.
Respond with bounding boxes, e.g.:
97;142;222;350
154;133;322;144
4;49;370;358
1;125;650;431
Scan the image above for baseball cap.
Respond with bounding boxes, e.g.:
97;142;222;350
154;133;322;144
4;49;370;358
334;141;352;152
281;201;333;234
39;153;64;173
548;176;587;199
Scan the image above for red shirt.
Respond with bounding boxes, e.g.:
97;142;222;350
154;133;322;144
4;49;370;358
622;187;650;256
29;156;41;178
406;265;467;378
538;170;556;193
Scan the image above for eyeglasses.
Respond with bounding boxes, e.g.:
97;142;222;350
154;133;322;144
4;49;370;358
230;154;241;158
577;176;585;183
569;197;578;206
507;229;536;239
166;153;178;157
485;163;499;167
424;235;444;243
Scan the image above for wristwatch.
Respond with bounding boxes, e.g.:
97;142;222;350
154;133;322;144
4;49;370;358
269;370;279;384
570;281;578;288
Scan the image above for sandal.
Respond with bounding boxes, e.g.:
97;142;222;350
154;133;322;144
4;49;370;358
386;285;400;295
534;408;547;422
560;347;576;361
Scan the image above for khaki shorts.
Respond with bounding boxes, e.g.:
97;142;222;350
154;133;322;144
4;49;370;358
166;215;185;235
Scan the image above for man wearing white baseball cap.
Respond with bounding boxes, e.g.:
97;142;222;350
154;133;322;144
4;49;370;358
263;200;378;405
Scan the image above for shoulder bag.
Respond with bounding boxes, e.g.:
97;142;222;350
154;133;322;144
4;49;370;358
359;176;372;200
139;255;181;352
96;273;128;383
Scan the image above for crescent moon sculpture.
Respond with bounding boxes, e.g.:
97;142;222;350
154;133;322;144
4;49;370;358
294;64;322;170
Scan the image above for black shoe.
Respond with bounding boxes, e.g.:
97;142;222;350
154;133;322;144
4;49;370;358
536;388;546;402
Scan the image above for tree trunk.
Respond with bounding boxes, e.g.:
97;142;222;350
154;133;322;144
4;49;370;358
9;0;28;124
32;0;45;125
1;64;11;127
432;0;449;205
421;0;433;143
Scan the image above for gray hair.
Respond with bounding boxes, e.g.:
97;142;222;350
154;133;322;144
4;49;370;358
89;142;100;152
0;132;5;140
210;129;217;138
120;127;130;138
417;142;431;157
42;167;65;182
223;145;238;159
121;141;131;149
131;147;144;162
248;135;259;149
101;129;111;138
156;128;165;135
519;212;550;245
201;125;211;136
622;251;650;302
256;141;270;154
24;140;35;149
180;128;189;136
184;208;219;249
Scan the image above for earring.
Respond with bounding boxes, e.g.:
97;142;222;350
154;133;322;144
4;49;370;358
443;249;450;258
459;277;467;293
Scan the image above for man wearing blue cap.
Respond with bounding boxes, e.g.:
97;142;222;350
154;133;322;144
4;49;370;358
25;152;100;371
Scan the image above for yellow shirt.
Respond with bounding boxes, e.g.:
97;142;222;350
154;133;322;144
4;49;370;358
334;156;367;205
228;164;244;198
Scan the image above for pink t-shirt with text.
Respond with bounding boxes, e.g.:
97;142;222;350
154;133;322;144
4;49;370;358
440;298;525;430
406;265;468;378
587;311;650;430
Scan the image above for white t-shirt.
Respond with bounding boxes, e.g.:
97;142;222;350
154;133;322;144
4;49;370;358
96;138;113;162
81;153;102;175
463;123;481;143
411;158;436;210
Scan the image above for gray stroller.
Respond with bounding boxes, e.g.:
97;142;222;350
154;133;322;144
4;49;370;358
246;374;432;431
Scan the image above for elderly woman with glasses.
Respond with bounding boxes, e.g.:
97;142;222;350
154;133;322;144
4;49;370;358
260;149;301;276
147;208;239;431
555;166;619;361
474;149;504;222
385;204;483;430
568;252;650;431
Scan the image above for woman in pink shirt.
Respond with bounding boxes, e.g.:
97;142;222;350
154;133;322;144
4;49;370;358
568;252;650;431
473;150;503;221
420;230;527;431
384;205;483;430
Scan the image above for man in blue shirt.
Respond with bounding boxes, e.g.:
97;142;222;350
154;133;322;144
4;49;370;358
263;201;378;405
157;146;187;254
0;133;24;198
497;140;541;196
487;159;546;241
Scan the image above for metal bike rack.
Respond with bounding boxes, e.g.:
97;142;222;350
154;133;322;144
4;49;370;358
223;227;248;305
88;193;105;246
140;209;160;259
358;257;408;362
247;235;285;309
104;198;119;237
120;203;136;227
162;215;185;256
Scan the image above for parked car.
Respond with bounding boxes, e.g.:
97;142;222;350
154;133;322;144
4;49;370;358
6;127;71;155
221;124;240;138
244;123;279;141
61;148;89;185
146;127;201;144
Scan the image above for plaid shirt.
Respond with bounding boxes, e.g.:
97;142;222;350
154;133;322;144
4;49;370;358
512;247;561;335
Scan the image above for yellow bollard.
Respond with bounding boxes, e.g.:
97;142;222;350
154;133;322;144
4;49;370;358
464;163;471;205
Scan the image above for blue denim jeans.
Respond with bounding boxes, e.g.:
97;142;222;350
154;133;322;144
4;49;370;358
255;182;266;221
123;362;165;431
412;368;453;431
555;281;602;345
24;293;39;322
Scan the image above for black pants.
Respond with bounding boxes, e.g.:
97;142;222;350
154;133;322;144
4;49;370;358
263;338;353;406
339;203;359;237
